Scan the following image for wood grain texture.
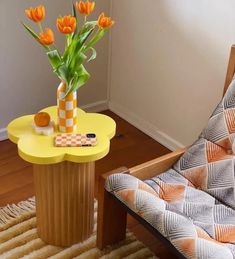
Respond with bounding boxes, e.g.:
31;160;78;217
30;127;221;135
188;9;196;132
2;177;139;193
224;45;235;95
34;161;95;247
129;148;186;180
97;167;128;249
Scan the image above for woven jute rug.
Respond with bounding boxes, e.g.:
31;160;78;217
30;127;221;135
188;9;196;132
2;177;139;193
0;198;157;259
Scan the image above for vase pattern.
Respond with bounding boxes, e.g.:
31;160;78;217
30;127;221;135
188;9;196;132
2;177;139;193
57;82;77;133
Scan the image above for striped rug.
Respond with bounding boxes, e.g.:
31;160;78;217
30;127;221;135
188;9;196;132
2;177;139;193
0;198;157;259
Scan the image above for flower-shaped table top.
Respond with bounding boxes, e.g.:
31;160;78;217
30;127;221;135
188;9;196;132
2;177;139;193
7;106;116;164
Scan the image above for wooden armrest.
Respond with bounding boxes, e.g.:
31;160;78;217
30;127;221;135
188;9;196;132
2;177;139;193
224;45;235;95
129;148;186;180
99;148;186;183
99;167;129;181
97;150;186;249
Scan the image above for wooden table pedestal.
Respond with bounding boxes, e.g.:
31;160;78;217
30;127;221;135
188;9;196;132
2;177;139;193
33;161;95;247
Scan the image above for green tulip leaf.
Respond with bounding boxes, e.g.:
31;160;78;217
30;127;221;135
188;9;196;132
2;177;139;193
21;22;50;51
85;29;107;51
56;65;70;86
64;65;90;97
87;47;97;62
63;27;94;66
47;50;62;70
69;51;87;74
47;50;70;85
72;3;78;37
80;21;97;34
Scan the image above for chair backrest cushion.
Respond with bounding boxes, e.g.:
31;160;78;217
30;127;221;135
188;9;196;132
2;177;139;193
200;78;235;150
173;138;235;209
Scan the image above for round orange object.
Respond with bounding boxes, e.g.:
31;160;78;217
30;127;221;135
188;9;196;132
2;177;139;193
34;112;51;127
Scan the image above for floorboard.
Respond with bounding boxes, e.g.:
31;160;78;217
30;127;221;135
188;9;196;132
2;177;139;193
0;110;177;258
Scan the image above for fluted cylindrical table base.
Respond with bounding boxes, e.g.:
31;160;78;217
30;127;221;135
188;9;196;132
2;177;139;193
33;161;95;247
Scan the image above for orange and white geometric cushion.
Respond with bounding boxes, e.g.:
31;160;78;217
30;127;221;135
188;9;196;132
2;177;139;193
173;138;235;210
106;172;235;259
201;77;235;150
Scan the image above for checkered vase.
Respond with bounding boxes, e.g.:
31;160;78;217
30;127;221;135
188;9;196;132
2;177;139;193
57;82;77;133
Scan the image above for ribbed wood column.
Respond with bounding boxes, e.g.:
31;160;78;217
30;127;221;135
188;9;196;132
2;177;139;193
33;161;95;247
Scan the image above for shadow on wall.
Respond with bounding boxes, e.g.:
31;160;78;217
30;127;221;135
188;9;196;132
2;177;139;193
152;1;230;135
110;0;235;146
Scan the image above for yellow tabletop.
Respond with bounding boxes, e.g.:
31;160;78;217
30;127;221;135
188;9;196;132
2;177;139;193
7;106;116;164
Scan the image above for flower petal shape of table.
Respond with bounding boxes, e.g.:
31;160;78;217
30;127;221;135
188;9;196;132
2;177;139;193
7;106;116;247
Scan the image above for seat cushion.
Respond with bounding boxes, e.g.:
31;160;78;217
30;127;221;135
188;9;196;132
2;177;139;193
200;77;235;150
106;172;235;259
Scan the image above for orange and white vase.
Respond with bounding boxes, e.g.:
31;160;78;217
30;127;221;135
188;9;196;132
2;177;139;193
57;82;77;133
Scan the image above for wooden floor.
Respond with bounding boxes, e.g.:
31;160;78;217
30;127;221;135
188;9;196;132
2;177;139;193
0;110;178;258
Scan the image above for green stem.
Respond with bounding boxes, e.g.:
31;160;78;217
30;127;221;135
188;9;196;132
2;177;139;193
84;16;87;23
53;44;59;52
66;34;72;47
84;28;105;52
38;22;43;33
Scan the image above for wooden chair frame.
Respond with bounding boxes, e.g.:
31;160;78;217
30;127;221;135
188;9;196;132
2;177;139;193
97;45;235;257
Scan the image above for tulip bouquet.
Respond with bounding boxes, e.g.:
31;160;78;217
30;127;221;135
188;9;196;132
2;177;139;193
23;1;114;97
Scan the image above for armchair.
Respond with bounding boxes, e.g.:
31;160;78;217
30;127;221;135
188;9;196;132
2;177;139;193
97;45;235;259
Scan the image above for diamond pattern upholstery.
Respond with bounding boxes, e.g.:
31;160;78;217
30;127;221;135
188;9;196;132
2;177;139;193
201;78;235;150
173;138;235;210
105;78;235;258
106;172;235;258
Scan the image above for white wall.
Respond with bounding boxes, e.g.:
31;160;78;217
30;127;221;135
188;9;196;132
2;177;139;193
2;0;235;148
0;0;110;129
109;0;235;148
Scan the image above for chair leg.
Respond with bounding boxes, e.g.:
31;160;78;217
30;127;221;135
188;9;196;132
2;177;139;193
97;172;127;249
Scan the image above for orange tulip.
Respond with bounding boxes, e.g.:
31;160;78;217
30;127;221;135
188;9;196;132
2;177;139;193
38;28;55;45
98;13;114;29
76;1;95;16
25;5;45;23
56;15;76;34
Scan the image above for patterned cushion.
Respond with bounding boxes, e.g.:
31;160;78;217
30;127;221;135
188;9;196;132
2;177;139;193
173;138;235;210
200;78;235;150
105;78;235;258
106;173;235;259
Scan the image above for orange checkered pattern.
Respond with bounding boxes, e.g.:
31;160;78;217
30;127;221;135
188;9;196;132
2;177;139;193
55;134;97;147
57;83;77;133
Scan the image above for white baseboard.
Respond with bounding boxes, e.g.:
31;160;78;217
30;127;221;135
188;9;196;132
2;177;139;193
1;100;184;150
80;100;109;112
109;101;185;151
0;128;7;141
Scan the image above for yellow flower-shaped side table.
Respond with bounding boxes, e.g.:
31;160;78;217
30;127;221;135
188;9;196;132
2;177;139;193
7;106;116;247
